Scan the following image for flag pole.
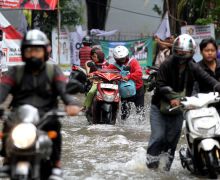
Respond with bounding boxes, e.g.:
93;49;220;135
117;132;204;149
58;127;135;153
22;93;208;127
57;0;61;65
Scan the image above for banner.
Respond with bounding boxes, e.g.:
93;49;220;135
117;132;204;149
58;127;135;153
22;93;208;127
52;28;71;66
181;24;215;62
0;0;58;10
69;26;86;65
0;12;22;68
99;38;153;67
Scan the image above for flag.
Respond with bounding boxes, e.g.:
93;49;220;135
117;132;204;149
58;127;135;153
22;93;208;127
0;13;22;64
0;0;58;10
155;11;171;40
90;29;118;37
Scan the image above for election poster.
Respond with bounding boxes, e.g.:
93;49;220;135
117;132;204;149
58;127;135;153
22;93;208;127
181;24;215;62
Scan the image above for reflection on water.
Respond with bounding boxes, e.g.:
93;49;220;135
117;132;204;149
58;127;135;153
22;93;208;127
61;95;200;180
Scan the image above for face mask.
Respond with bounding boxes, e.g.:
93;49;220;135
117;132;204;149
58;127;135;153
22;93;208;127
25;57;44;71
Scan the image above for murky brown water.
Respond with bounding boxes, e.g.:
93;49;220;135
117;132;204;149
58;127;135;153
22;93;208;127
0;94;206;180
61;93;203;180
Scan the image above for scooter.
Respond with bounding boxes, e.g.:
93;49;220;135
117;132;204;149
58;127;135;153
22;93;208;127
142;66;158;93
178;92;220;179
87;69;122;125
0;105;66;180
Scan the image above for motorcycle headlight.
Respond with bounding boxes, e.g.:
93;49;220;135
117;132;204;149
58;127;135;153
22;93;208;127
198;126;216;136
12;123;37;149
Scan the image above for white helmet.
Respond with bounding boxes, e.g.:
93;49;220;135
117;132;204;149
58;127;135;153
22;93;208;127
172;34;196;59
113;46;129;62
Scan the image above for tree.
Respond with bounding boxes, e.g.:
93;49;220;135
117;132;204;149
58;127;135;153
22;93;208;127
161;0;220;36
86;0;111;32
32;0;84;38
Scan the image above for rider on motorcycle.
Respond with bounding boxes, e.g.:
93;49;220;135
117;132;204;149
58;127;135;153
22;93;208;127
106;45;144;120
0;29;81;179
79;35;92;68
83;47;108;112
146;34;220;171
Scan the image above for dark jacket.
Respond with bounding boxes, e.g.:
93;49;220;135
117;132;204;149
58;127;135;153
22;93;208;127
0;63;77;112
197;59;220;93
152;55;220;107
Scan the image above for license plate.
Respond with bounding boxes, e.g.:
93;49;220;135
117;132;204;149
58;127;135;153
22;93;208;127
100;83;118;90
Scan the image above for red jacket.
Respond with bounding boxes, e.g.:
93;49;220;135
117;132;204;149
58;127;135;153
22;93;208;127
106;58;143;90
79;46;92;68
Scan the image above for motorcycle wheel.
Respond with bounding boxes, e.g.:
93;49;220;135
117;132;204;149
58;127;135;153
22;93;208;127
100;110;112;124
202;150;218;179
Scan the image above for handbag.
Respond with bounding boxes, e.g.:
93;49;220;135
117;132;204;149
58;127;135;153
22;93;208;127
114;60;136;98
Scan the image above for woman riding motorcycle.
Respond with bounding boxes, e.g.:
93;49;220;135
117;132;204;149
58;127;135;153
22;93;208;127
83;47;108;112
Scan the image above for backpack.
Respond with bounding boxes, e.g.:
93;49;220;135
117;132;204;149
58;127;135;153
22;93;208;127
15;62;55;86
114;59;136;98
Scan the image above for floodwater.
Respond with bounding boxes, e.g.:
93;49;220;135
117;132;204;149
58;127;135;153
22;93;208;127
61;94;204;180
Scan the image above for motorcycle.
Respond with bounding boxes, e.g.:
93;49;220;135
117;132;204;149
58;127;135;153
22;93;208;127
178;92;220;179
87;69;122;125
142;66;159;93
0;79;84;180
69;64;91;93
0;105;66;180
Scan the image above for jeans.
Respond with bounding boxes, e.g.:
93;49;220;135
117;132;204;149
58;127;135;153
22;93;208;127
146;104;183;170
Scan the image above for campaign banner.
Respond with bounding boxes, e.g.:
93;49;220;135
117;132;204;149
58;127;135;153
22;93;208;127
69;26;86;65
52;28;71;66
0;12;22;68
99;37;153;67
181;24;215;62
0;0;58;10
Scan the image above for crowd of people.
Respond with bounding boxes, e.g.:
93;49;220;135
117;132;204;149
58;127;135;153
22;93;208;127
1;28;220;179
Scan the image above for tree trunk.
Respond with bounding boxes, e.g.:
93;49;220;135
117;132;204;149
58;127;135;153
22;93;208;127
86;0;109;32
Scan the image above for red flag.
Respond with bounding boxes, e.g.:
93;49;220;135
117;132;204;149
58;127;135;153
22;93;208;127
0;0;58;10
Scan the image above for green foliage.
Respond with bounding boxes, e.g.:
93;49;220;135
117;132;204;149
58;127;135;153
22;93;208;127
195;18;213;25
32;0;83;38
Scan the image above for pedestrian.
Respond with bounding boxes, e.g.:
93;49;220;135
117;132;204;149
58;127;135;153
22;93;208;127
193;37;220;113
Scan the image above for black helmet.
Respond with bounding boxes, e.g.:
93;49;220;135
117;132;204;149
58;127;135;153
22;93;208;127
21;29;49;61
82;35;92;45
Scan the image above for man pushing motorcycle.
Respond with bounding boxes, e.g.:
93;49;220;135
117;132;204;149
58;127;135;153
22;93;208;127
106;45;145;121
146;34;220;171
0;29;81;180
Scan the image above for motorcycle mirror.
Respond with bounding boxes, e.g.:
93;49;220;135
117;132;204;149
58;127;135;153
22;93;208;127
66;79;85;94
87;61;95;68
159;86;173;94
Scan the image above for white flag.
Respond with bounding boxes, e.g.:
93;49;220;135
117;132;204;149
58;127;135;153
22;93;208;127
155;11;171;40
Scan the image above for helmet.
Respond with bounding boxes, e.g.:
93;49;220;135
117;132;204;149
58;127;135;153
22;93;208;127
82;35;92;45
22;29;49;47
113;45;129;63
172;34;196;59
21;29;49;61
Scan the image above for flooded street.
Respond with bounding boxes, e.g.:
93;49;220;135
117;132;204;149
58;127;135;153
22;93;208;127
61;94;202;180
